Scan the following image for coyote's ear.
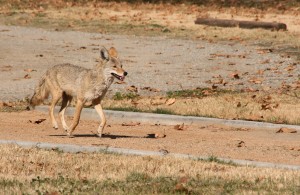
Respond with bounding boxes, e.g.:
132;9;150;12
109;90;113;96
100;46;110;61
108;47;118;58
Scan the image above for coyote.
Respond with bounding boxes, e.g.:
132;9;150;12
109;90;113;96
30;46;127;137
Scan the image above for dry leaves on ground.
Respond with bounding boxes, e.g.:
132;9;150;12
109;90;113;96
276;127;297;133
24;69;37;72
165;98;176;106
24;74;31;79
237;140;246;147
150;97;166;105
29;118;46;124
126;85;138;92
174;123;187;131
121;122;141;126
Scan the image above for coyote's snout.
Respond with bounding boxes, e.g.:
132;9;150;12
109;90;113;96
30;46;127;137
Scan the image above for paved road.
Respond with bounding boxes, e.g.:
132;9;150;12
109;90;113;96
0;25;298;101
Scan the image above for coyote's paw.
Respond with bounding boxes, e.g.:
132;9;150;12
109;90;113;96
97;133;102;138
63;125;69;132
66;132;75;138
52;123;58;130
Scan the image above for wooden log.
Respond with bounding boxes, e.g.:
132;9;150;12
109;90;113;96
195;18;287;31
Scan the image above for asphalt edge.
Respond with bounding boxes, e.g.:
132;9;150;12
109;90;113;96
1;139;299;170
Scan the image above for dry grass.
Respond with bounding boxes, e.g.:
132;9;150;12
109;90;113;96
103;91;300;125
2;90;300;125
0;144;299;193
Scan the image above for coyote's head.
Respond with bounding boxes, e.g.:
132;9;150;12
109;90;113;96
100;46;127;81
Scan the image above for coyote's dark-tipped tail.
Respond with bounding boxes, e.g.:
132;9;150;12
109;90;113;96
30;75;49;109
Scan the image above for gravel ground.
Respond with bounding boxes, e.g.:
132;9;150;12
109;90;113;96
0;25;298;101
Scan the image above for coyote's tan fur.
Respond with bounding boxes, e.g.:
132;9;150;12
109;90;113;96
30;46;127;137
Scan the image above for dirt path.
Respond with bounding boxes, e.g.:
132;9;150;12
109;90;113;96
0;25;298;101
1;110;299;165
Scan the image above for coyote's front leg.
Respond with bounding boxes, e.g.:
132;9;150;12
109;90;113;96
67;99;84;137
94;104;106;137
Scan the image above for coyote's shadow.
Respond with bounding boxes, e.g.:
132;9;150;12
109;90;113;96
49;133;147;139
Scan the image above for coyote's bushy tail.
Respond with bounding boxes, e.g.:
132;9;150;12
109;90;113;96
30;75;49;108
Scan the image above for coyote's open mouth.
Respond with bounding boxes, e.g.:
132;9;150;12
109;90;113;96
111;73;125;81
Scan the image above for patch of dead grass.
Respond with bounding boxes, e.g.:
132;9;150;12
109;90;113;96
103;91;300;125
0;144;299;194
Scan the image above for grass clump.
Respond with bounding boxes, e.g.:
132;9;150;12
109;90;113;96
152;108;175;115
167;88;236;98
113;92;139;100
200;156;237;166
105;106;141;112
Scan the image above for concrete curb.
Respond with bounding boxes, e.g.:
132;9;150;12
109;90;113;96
1;139;300;170
36;106;300;131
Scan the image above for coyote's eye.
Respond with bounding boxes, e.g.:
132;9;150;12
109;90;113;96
113;65;117;68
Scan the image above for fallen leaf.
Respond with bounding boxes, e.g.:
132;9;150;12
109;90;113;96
257;69;265;75
212;74;222;78
202;90;213;96
256;48;273;54
131;99;139;106
3;102;14;107
211;78;223;84
290;147;300;151
237;141;245;147
0;65;12;71
248;115;263;121
141;87;161;92
248;77;263;84
24;74;31;79
211;84;218;90
276;127;297;133
261;59;270;64
284;65;296;71
230;73;240;79
273;103;279;108
126;85;138;92
29;118;46;124
261;103;272;110
24;69;37;72
147;133;166;138
165;98;176;106
121;122;140;126
150;97;165;105
174;123;186;131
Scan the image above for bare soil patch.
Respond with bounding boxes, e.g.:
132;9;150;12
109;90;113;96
1;110;299;166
